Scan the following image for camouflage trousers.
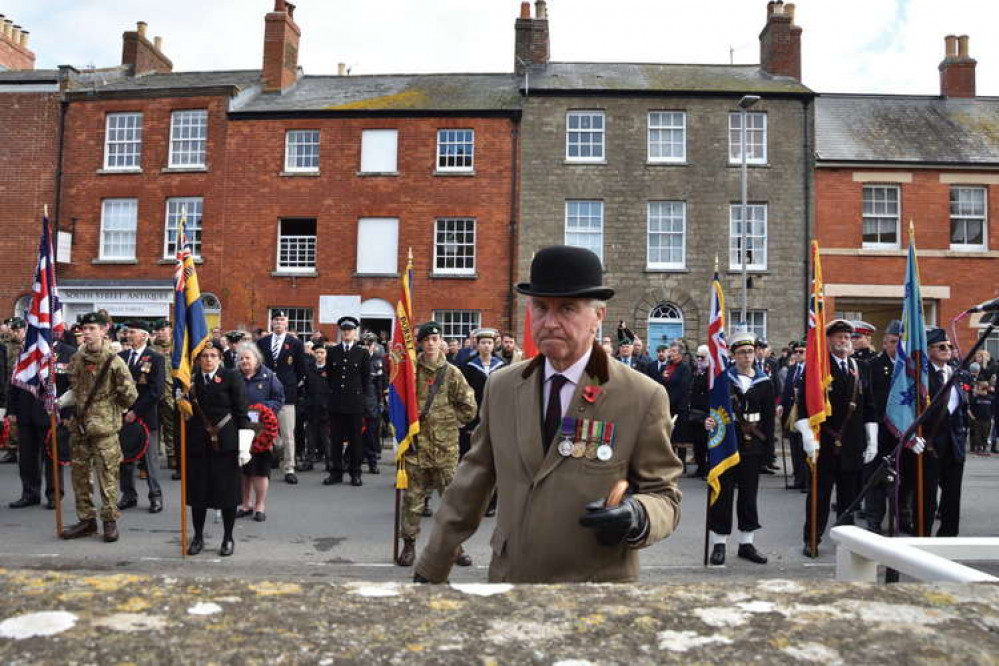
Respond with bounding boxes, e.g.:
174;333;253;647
159;402;175;463
70;433;122;522
400;459;455;540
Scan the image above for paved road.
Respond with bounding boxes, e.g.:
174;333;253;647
0;446;995;583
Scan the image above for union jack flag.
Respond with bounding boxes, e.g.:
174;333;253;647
12;215;65;412
706;271;739;505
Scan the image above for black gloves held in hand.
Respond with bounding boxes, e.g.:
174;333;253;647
578;496;648;547
413;572;430;584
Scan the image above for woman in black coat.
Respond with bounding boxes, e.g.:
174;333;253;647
184;340;252;557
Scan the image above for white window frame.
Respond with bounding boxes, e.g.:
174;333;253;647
285;129;320;173
728;309;768;340
356;217;399;275
433;218;476;275
268;307;313;336
729;203;768;271
565;200;604;263
728;112;767;165
862;184;901;249
360;129;398;174
168;109;207;168
276;218;317;274
565;110;605;162
949;186;987;251
436;129;474;172
99;198;138;260
103;112;143;170
432;310;481;340
647;201;686;270
647;111;686;163
163;197;203;259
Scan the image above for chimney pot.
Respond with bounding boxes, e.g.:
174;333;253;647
10;24;20;43
520;2;530;19
2;19;11;39
154;35;162;50
137;21;147;37
535;0;548;19
944;34;957;57
958;35;969;58
337;62;347;76
19;29;29;48
274;0;287;11
785;3;795;23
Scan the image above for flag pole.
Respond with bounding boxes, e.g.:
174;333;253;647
909;222;926;537
179;408;188;557
43;203;64;536
809;458;818;557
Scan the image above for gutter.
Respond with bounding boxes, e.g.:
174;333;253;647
508;115;521;334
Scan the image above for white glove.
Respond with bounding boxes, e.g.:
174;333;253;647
0;408;5;419
794;418;819;463
908;436;926;455
863;423;879;464
238;429;254;467
57;389;76;409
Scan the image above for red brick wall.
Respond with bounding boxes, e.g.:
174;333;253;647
121;32;172;75
0;36;35;71
815;168;999;348
0;91;60;312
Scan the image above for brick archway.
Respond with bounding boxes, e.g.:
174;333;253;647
630;289;702;353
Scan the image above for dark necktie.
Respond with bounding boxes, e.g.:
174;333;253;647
543;374;568;453
129;351;138;368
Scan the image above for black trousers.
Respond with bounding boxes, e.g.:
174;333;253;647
691;426;708;472
803;455;859;545
305;407;330;461
861;432;899;533
363;416;381;466
328;412;363;477
17;422;63;501
707;453;761;534
924;437;965;537
788;432;807;487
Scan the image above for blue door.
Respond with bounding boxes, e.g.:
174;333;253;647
648;321;683;348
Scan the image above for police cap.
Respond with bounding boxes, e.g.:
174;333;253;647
337;316;359;330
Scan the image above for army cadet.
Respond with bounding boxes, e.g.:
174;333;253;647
397;321;477;568
863;320;900;533
1;317;28;464
58;312;138;543
324;316;371;486
256;311;307;484
704;331;773;566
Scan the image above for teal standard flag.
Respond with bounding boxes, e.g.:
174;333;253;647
886;239;928;439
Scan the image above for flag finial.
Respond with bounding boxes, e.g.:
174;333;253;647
714;255;719;273
908;218;915;241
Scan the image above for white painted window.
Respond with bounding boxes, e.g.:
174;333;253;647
103;112;143;170
862;185;900;248
728;112;767;165
268;307;313;336
164;197;203;259
277;218;317;273
729;203;768;271
100;199;138;260
434;218;475;275
647;201;686;269
729;309;768;340
360;129;398;173
437;129;474;171
433;310;481;340
566;111;605;162
168;109;207;168
285;130;320;172
950;186;987;251
648;111;686;163
356;217;399;274
565;200;604;262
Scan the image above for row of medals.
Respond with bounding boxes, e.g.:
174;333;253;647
558;437;613;461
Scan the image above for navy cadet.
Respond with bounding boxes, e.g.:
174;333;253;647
324;316;371;487
704;330;773;566
117;321;166;514
256;311;307;484
458;328;504;458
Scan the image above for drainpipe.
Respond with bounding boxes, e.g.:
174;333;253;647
53;72;69;268
802;95;813;333
508;112;522;334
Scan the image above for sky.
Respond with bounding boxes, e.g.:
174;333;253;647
4;0;998;95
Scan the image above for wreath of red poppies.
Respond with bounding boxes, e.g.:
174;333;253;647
248;403;279;453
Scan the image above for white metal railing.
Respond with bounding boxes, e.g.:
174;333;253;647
830;525;999;583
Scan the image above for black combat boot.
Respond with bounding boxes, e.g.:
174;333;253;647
61;518;97;540
397;539;416;567
103;520;119;543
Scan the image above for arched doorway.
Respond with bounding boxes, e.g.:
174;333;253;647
647;302;684;348
360;298;394;341
201;293;221;333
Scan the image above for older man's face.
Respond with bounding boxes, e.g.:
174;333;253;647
529;296;604;367
828;331;853;358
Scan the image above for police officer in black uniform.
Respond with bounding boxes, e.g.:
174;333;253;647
324;316;372;487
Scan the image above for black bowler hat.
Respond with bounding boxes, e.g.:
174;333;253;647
515;246;614;301
337;316;359;330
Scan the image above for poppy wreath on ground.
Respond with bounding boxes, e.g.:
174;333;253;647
248;403;279;453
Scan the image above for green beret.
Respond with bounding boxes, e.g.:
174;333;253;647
78;312;108;326
618;337;634;346
7;317;26;330
153;320;171;331
417;321;442;342
656;344;669;352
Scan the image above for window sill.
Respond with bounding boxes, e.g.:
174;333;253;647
433;170;475;177
646;161;688;167
356;171;399;177
645;267;689;273
430;272;478;279
727;162;770;168
726;268;768;275
96;168;142;175
272;270;318;278
157;258;203;265
280;170;320;177
949;245;988;254
92;258;138;265
563;160;607;166
354;272;399;278
161;166;208;174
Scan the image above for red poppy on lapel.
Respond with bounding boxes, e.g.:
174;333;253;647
283;343;290;350
214;376;222;384
582;385;603;404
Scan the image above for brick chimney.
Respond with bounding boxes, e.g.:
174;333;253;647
514;0;550;74
262;0;301;93
121;21;173;75
0;13;36;71
939;34;976;98
759;0;802;80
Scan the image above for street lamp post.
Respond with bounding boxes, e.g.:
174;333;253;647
738;94;761;329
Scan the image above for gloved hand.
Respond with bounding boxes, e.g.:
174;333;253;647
0;407;5;419
907;436;926;455
863;422;879;464
794;419;819;463
56;389;76;409
238;429;253;467
579;496;648;547
413;572;431;584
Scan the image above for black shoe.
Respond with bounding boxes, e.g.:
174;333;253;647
284;473;298;485
298;461;314;472
236;507;253;519
0;450;16;464
220;539;234;557
737;543;768;564
187;536;204;555
117;497;138;511
484;507;496;517
368;462;379;474
802;544;819;558
323;474;343;485
253;511;266;522
9;496;40;509
171;471;182;480
148;498;163;514
61;518;98;540
350;475;363;487
709;544;726;566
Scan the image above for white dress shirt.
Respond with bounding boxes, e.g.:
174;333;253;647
542;347;592;420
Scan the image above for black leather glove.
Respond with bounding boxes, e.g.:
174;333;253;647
413;572;431;584
578;496;648;547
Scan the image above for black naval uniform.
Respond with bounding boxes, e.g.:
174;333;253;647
325;341;372;483
302;356;332;466
863;350;897;533
117;345;166;510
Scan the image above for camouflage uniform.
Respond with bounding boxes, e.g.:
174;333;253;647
3;335;22;452
151;337;176;465
67;341;138;522
401;352;476;540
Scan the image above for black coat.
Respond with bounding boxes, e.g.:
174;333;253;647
187;368;250;457
303;358;333;410
728;368;776;456
8;341;75;427
646;359;692;414
867;352;895;421
925;364;968;463
801;354;876;471
326;343;372;415
118;347;165;430
256;334;306;404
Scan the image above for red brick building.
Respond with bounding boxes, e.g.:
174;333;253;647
815;35;999;355
0;14;34;71
56;2;521;340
